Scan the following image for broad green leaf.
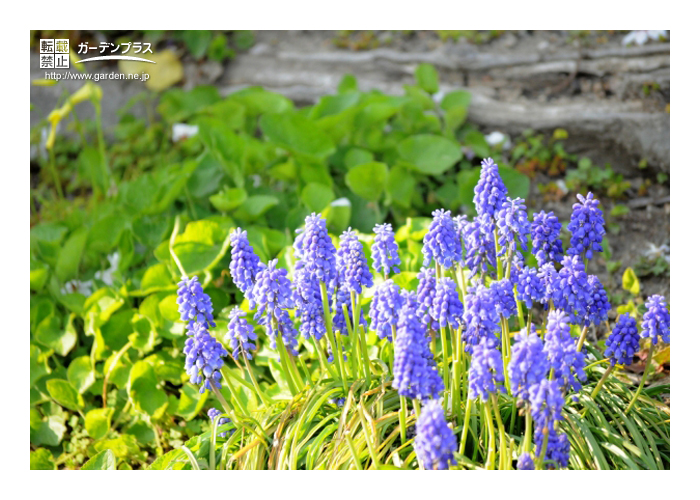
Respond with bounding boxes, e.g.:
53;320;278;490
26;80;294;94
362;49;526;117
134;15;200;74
81;449;117;470
260;112;335;158
209;187;248;212
30;414;66;447
128;361;169;418
35;313;77;357
176;384;209;421
30;259;50;292
415;63;439;94
140;263;173;292
387;166;416;208
622;267;640;295
85;408;113;440
30;448;56;470
344;148;374;169
397;135;462;175
230;87;293;116
67;355;95;394
30;344;51;386
55;227;88;282
46;379;84;411
463;130;491;158
440;90;471;112
499;167;530;201
234;195;280;222
345;162;388;202
301;183;334;213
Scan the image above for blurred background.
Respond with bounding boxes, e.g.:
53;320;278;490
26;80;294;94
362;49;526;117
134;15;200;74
29;29;670;469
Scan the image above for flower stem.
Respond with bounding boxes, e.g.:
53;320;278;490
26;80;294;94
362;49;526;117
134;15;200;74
491;394;507;470
535;427;549;470
241;346;272;405
451;326;462;417
626;343;655;414
483;399;497;470
351;291;372;380
439;326;450;412
590;363;614;402
522;411;533;454
459;396;472;455
274;331;299;396
576;325;589;352
169;216;188;278
320;281;347;392
399;396;408;442
342;303;359;377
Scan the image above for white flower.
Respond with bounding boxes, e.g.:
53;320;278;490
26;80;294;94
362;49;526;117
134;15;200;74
622;30;668;46
330;197;351;207
172;123;199;142
642;243;670;263
61;279;93;296
94;252;120;286
484;131;511;150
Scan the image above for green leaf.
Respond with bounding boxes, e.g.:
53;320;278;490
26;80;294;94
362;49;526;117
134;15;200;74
622;267;640;296
440;90;471;112
610;204;630;217
85;408;114;440
345;162;388;201
30;448;56;470
301;183;334;213
140;263;173;292
55;227;88;282
415;63;439;94
172;219;232;274
35;313;77;357
234;195;280;222
46;378;84;411
181;30;213;59
344;148;374;169
387;166;416;208
30;259;50;292
499;167;531;201
81;449;117;470
30;344;51;386
176;384;209;421
128;361;169;418
397;135;462;175
30;414;66;447
463;130;491;158
67;355;95;394
209;187;248;212
260;112;335;158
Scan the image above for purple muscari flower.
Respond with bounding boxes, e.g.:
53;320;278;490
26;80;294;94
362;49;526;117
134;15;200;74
337;229;373;294
251;260;299;352
226;306;257;360
294;269;327;341
515;266;546;309
229;228;262;297
543;310;587;393
554;256;592;323
430;277;464;329
538;262;560;305
567;192;606;261
392;292;443;400
369;279;404;342
585;275;610;326
496;197;530;259
327;340;346;363
332;283;367;335
417;267;437;329
414;399;457;470
462;284;501;353
329;396;346;407
456;216;497;278
468;338;506;400
177;276;215;330
491;278;517;319
371;223;401;277
517;453;535;470
474;158;508;222
531;211;564;267
529;379;569;468
422;209;461;269
293;213;337;287
509;327;549;403
184;323;227;394
641;295;671;345
208;408;233;438
605;313;640;366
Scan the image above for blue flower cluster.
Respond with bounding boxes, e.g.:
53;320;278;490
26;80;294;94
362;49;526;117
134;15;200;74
474;158;508;223
605;313;640;366
490;278;517;319
177;276;215;330
229;228;262;297
414;399;457;470
496;197;530;260
392;292;443;400
462;284;500;353
515;266;545;309
517;452;535;470
543;310;587;393
251;259;299;351
337;229;373;294
332;284;366;335
641;295;671;344
553;256;591;323
294;213;337;287
208;408;233;438
468;338;505;401
430;277;464;329
371;223;401;277
529;379;569;468
585;275;610;326
369;279;404;342
226;306;257;360
294;269;327;341
456;216;496;278
416;267;437;328
509;327;549;402
567;192;605;261
184;323;227;393
531;210;564;267
422;209;461;269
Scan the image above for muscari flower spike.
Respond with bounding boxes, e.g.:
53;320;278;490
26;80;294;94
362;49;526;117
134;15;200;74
229;228;262;297
371;223;401;277
251;259;299;352
529;379;570;468
226;306;257;360
337;229;373;294
490;278;517;319
567;192;606;261
293;213;337;287
184;323;227;394
531;210;564;267
554;255;592;323
392;292;443;400
208;408;233;439
468;338;506;401
414;399;457;470
641;295;671;345
456;215;497;278
416;267;437;328
509;326;549;403
177;276;215;330
585;275;610;326
369;279;404;342
422;209;461;269
605;313;640;366
537;262;560;305
517;452;535;470
294;269;327;341
430;277;464;329
515;266;546;309
474;158;508;222
332;283;367;335
496;197;530;260
543;310;587;394
462;283;501;353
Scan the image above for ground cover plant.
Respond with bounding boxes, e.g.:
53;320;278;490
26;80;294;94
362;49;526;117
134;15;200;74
30;63;669;470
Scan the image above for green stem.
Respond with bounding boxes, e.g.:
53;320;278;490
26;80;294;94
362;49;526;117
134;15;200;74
459;396;472;455
626;343;655;414
274;330;299;396
523;410;532;454
399;396;408;442
320;281;347;391
501;317;512;395
440;327;450;412
312;337;333;379
451;326;462;417
536;428;549;470
48;147;64;200
590;363;614;402
576;325;589;352
491;394;507;470
484;399;497;470
342;303;359;377
219;368;249;417
357;324;372;381
241;345;272;405
413;398;421;417
169;216;187;278
516;299;526;331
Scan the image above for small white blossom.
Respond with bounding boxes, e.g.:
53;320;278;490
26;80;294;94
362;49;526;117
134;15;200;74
172;123;199;142
622;30;668;46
